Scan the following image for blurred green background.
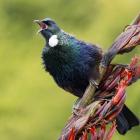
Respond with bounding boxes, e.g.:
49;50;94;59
0;0;140;139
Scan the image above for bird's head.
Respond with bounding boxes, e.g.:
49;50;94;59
34;18;61;42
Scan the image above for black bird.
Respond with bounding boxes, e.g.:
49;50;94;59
34;18;139;134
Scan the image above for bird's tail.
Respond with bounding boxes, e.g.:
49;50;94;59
116;105;140;135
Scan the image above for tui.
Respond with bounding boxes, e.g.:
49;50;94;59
34;18;139;135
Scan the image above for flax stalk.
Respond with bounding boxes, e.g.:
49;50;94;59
59;13;140;140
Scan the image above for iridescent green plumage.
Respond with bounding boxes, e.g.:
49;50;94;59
42;30;102;97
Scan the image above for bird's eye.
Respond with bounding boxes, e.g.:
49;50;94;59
43;21;51;26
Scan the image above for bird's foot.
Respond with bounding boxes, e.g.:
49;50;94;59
72;98;83;116
89;79;99;88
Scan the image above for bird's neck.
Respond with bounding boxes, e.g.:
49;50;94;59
57;30;75;46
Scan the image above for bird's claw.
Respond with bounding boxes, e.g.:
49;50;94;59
90;79;99;88
72;106;81;116
72;98;83;115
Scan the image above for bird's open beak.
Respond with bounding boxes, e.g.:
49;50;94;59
34;20;48;33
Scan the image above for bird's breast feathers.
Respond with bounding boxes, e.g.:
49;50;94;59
42;37;102;96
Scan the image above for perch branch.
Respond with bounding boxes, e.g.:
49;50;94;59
77;13;140;108
59;13;140;140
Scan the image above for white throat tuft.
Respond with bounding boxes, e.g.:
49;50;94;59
48;35;59;47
